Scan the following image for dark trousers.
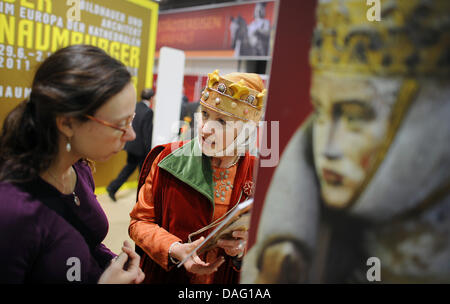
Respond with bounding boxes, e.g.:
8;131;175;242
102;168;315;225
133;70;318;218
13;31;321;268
107;152;144;194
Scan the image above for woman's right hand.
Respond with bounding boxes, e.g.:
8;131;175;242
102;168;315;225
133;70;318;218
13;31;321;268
98;241;145;284
170;237;225;275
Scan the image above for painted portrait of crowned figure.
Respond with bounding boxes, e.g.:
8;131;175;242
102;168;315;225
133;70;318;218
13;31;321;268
242;0;450;283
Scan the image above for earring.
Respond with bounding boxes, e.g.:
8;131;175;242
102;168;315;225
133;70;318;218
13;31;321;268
66;139;71;152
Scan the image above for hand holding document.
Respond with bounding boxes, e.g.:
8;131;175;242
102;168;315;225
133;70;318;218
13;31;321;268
178;198;253;267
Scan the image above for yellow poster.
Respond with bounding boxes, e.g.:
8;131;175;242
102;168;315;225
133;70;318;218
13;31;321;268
0;0;158;187
0;0;158;122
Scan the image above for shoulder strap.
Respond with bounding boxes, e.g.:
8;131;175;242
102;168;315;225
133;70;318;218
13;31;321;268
136;145;166;202
134;145;165;256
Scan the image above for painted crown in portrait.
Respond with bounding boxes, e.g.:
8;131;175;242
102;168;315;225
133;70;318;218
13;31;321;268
310;0;450;77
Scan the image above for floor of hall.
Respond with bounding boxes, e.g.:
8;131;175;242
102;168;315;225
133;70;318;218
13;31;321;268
98;187;137;254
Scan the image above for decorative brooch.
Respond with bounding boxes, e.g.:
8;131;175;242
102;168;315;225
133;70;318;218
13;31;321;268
243;180;254;197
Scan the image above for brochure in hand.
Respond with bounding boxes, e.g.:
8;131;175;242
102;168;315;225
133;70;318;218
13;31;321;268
178;198;253;267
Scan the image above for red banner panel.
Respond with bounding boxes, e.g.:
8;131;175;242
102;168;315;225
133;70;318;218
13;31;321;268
156;1;276;58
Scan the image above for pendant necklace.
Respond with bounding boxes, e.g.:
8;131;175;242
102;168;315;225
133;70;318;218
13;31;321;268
225;156;240;169
214;156;240;169
47;168;80;207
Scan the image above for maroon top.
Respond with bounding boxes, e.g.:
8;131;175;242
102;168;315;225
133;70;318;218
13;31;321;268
0;160;115;283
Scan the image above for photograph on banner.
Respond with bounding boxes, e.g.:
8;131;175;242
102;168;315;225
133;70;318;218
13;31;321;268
242;0;450;284
156;0;276;59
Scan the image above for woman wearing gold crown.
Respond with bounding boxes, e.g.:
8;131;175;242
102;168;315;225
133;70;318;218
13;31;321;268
129;70;266;283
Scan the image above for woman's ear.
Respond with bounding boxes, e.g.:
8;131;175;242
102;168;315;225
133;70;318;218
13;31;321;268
55;115;76;138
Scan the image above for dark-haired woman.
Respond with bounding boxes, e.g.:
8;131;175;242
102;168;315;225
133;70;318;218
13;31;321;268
0;45;144;284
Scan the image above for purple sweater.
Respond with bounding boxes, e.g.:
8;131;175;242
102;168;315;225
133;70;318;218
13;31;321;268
0;161;116;283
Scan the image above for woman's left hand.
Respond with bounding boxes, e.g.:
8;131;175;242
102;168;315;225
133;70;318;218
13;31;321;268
216;230;248;257
98;240;145;284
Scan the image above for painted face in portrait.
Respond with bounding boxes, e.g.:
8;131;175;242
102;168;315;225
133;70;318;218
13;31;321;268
311;71;400;208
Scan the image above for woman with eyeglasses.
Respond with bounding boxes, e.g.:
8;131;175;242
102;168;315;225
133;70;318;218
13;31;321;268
0;45;144;284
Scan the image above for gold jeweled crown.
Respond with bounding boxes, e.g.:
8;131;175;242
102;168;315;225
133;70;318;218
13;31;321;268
309;0;450;77
200;70;266;123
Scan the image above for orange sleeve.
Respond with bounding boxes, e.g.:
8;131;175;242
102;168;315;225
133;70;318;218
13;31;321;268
129;153;182;271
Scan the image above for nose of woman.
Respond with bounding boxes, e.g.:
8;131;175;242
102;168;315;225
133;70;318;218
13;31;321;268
122;125;137;142
201;120;218;137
